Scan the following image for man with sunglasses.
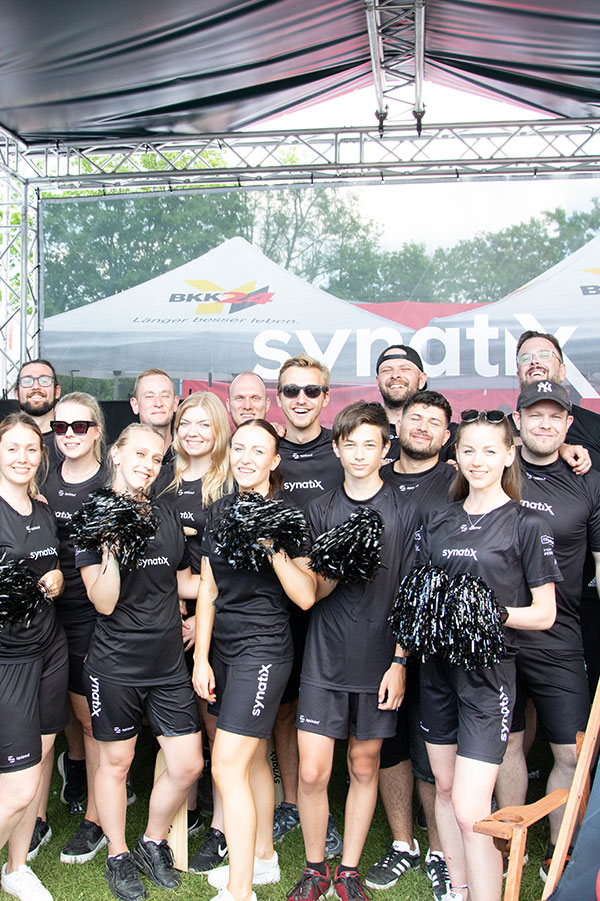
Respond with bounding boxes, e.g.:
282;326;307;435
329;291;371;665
270;354;344;856
15;359;62;467
496;379;600;881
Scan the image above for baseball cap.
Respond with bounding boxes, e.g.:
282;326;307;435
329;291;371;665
376;345;424;374
517;380;572;413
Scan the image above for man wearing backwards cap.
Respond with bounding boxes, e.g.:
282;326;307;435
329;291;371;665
495;379;600;882
375;346;428;464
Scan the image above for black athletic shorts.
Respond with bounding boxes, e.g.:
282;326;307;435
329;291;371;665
0;632;69;773
280;606;310;705
83;668;200;742
420;654;515;766
380;662;435;783
511;648;590;744
297;682;397;741
68;651;87;696
208;655;292;740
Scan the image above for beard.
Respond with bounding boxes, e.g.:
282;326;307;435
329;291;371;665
20;397;55;418
400;434;443;461
379;384;414;410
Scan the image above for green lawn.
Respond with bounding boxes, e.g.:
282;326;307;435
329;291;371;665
1;732;554;901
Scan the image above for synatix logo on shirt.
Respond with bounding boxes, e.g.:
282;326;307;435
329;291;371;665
29;546;56;560
442;548;478;560
521;499;554;516
283;479;324;492
137;556;169;569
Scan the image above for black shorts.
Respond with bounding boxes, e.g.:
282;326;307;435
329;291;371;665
297;682;397;741
208;656;292;740
68;652;87;696
280;606;310;705
420;655;515;766
83;668;200;742
511;647;590;744
380;662;435;783
0;633;69;773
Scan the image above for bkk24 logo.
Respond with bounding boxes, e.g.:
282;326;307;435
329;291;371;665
169;280;274;315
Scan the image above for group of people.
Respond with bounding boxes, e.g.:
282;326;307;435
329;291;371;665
0;331;597;901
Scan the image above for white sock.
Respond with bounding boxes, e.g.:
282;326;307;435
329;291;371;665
392;839;417;853
142;834;160;845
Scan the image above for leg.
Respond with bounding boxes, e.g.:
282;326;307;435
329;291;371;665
378;760;414;845
64;699;86;760
0;765;42;856
418;779;443;850
147;732;203;841
94;737;137;856
70;691;101;824
547;743;578;844
297;731;335;862
495;730;527;811
249;740;276;861
6;734;56;870
426;743;467;892
272;700;299;804
452;755;502;901
34;748;53;822
342;737;383;867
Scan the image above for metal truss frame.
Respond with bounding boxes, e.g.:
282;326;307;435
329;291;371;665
1;116;600;384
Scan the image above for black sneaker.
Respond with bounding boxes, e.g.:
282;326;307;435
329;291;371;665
132;837;180;889
57;751;87;814
365;841;420;890
325;815;343;861
187;808;204;837
425;850;450;900
26;818;52;862
106;852;147;901
60;819;107;864
188;827;228;874
273;802;301;842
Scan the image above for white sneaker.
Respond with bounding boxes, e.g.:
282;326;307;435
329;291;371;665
1;864;53;901
442;892;465;901
207;851;280;889
209;889;257;901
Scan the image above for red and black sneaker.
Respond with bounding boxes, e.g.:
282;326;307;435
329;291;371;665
539;846;571;884
333;866;373;900
286;865;333;900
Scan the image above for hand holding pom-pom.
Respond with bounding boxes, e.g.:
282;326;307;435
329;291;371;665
0;554;51;628
70;488;159;570
215;492;309;571
310;507;384;583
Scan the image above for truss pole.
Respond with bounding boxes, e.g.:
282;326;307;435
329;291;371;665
19;181;28;365
413;0;425;134
365;0;388;132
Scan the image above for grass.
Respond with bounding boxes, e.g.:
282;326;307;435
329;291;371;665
0;732;554;901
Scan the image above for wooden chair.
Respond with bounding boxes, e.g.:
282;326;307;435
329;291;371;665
474;679;600;901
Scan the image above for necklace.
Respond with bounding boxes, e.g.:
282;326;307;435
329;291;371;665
465;510;487;531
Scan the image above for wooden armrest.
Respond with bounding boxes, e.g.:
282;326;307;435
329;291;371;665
474;790;569;841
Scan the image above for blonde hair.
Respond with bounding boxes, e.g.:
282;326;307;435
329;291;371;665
0;412;46;497
54;392;105;463
168;393;233;506
107;422;164;488
277;354;330;391
133;368;175;399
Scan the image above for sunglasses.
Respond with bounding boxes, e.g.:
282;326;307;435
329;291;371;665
461;409;506;424
19;375;55;388
50;420;98;436
517;349;561;365
279;384;328;399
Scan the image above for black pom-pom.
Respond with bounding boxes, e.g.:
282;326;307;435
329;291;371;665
70;488;159;570
310;506;384;583
0;553;50;628
215;492;309;571
389;564;506;670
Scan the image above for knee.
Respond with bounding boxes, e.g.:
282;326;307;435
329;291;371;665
347;750;379;785
433;777;453;804
1;774;39;813
177;757;203;786
100;749;134;781
299;757;329;792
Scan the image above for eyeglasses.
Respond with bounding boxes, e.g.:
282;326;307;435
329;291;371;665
517;349;561;365
19;375;55;388
461;409;506;424
279;384;328;399
50;420;98;435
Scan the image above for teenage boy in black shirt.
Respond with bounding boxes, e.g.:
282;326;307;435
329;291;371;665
287;402;415;901
496;380;600;880
272;354;344;854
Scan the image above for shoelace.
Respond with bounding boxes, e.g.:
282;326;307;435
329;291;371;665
203;830;224;854
286;869;326;899
336;872;374;900
156;841;174;868
428;855;450;888
115;854;139;880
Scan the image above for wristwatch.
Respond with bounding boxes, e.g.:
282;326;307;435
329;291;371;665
392;655;408;667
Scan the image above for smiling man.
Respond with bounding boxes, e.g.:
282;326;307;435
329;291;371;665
375;346;428;463
226;371;270;428
15;359;62;467
130;368;179;456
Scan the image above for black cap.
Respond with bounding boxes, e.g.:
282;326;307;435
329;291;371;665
517;380;571;413
376;345;424;374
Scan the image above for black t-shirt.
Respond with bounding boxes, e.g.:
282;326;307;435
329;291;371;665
518;451;600;651
278;428;344;510
201;494;298;664
150;444;175;497
417;500;562;654
43;463;107;641
43;430;63;470
0;497;61;661
162;477;207;574
381;459;455;515
567;405;600;473
75;500;190;685
302;482;417;692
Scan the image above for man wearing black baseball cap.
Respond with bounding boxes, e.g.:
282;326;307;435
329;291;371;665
375;345;427;463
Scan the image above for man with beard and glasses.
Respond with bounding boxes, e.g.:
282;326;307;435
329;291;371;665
15;359;62;467
367;391;455;900
496;380;600;882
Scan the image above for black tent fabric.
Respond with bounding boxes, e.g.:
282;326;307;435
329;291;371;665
1;1;599;144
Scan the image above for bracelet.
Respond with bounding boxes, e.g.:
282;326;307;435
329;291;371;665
392;655;408;667
499;606;509;625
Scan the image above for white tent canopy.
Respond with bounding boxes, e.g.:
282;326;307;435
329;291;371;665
42;237;412;382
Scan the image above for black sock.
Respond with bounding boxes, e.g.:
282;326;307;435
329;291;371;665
338;864;359;876
307;860;327;876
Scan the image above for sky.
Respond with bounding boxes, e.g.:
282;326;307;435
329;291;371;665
268;83;600;251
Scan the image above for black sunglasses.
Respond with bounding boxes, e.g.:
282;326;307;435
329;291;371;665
461;409;506;424
50;420;98;435
279;384;328;399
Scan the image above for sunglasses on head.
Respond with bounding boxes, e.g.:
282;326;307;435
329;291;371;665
50;420;98;436
461;409;506;424
279;384;328;399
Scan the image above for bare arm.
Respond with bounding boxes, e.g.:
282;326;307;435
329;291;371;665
503;582;556;631
593;550;600;600
176;566;200;600
268;551;317;610
192;556;218;702
80;548;121;615
40;567;64;598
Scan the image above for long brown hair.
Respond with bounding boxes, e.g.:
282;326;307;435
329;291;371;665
451;413;521;502
231;419;282;496
167;392;233;505
0;412;46;496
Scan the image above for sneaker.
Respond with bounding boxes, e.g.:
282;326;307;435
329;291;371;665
187;808;204;837
1;864;52;901
105;852;147;901
60;819;107;864
286;865;333;900
502;851;528;878
210;890;257;901
126;777;137;807
425;850;450;900
325;814;343;860
208;851;280;889
334;867;373;900
540;849;570;883
189;827;228;874
57;751;87;814
441;892;465;901
365;841;420;890
132;837;180;889
26;819;52;862
273;801;301;841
